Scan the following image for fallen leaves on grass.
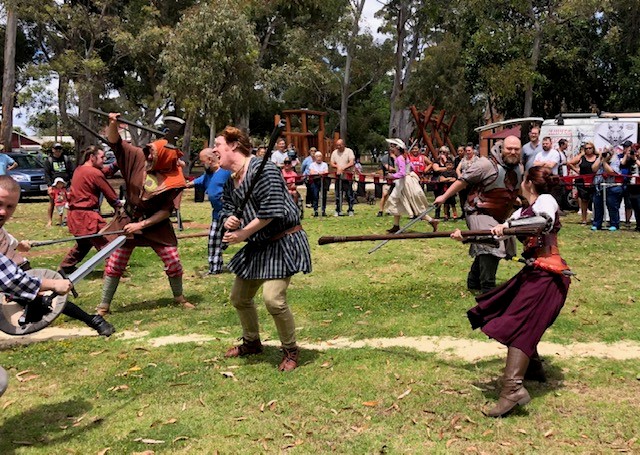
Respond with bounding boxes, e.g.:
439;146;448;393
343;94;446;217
107;384;129;392
96;448;110;455
260;400;278;412
397;388;411;400
133;438;165;444
221;371;238;381
362;401;379;407
2;399;16;410
544;429;554;438
15;370;39;382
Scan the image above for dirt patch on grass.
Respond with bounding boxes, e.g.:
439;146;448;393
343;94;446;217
4;328;640;361
148;334;216;347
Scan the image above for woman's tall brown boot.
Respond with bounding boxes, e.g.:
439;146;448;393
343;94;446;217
485;347;531;417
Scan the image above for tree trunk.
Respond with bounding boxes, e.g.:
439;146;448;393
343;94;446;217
388;1;408;138
1;6;18;151
523;1;542;117
208;116;216;149
181;109;196;177
339;0;366;142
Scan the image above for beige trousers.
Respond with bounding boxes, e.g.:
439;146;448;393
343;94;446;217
230;276;296;348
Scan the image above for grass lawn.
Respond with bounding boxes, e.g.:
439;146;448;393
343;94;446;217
1;188;639;454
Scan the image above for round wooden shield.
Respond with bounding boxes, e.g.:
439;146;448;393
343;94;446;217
0;269;68;336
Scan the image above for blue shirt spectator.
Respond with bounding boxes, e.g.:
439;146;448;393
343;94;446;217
0;154;17;175
192;166;232;220
301;155;313;175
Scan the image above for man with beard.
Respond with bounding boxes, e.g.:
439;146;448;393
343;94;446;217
95;113;192;316
44;143;75;228
58;146;122;275
186;148;232;274
435;135;523;293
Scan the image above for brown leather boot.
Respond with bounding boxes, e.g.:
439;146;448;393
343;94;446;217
224;338;263;358
278;346;299;372
525;351;546;382
485;347;531;417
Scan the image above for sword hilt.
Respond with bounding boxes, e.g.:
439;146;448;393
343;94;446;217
58;271;78;298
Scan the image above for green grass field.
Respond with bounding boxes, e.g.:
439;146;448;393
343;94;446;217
1;189;639;454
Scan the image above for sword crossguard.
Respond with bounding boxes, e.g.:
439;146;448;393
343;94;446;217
58;270;79;298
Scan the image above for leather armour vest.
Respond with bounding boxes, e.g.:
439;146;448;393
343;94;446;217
467;159;522;223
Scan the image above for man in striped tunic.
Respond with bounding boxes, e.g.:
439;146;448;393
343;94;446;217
215;127;312;372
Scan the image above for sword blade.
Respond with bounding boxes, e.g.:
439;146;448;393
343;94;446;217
67;235;127;285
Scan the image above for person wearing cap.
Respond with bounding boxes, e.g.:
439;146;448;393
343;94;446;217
0;149;17;176
44;143;75;227
383;138;438;233
96;112;192;316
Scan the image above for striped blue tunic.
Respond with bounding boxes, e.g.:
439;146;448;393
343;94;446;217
221;157;312;280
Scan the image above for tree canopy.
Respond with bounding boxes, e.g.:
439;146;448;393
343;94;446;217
3;0;640;152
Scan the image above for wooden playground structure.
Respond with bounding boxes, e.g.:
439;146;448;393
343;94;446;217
410;105;457;159
275;109;336;158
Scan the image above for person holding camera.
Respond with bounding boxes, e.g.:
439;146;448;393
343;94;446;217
628;144;640;232
567;142;599;225
619;140;636;227
591;146;623;231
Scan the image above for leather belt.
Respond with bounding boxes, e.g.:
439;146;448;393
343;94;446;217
269;225;303;242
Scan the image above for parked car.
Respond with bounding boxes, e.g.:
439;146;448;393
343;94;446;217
7;152;48;198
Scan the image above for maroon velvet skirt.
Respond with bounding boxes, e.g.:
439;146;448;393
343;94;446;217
467;266;570;358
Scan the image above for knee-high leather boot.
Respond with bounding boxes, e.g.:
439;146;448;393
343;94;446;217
486;347;531;417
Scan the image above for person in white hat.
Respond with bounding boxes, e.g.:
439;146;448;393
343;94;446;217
51;177;69;226
383;138;438;233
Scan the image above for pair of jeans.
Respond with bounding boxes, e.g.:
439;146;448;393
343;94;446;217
335;177;355;213
310;177;328;213
467;254;501;294
605;185;623;228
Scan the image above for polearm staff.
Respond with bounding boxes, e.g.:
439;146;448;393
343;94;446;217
68;115;108;143
29;230;127;247
29;230;215;249
220;120;285;250
89;108;166;136
319;226;542;246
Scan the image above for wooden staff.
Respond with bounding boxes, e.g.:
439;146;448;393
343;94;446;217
318;226;541;246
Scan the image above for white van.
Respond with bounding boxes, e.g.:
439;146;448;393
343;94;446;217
540;112;640;159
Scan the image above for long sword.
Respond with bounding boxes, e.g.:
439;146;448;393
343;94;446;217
67;235;127;284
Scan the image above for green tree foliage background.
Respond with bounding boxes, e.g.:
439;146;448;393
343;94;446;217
4;0;640;153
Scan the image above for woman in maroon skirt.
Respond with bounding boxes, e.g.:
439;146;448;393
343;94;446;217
466;166;571;417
